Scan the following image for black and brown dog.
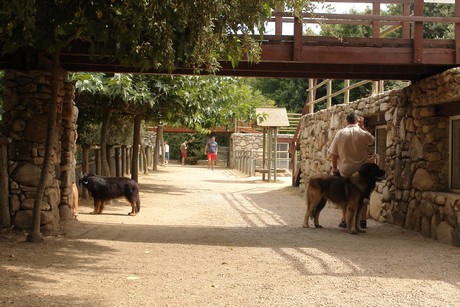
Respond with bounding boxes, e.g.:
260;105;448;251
79;174;140;216
303;163;385;234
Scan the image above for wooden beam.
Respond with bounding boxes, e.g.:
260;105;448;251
413;0;424;63
293;16;303;61
436;101;460;116
456;0;460;63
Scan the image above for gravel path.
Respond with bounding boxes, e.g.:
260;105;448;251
1;164;460;306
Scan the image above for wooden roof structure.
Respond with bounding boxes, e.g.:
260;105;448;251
256;108;290;128
255;107;291;182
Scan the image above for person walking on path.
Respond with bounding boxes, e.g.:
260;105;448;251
204;136;218;170
328;112;374;229
180;141;187;165
164;141;170;165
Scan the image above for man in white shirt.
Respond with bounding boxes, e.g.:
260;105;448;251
328;112;374;228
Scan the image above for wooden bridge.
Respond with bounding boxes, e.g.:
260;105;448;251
1;0;460;81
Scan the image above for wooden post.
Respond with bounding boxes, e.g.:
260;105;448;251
372;1;381;38
344;80;350;104
108;145;115;176
82;145;89;198
267;128;272;182
455;0;460;63
293;16;303;61
115;146;121;177
402;2;411;39
308;79;315;113
95;147;102;176
327;80;332;108
121;146;126;176
0;137;11;227
131;114;142;182
262;128;266;181
413;0;424;63
275;7;283;37
274;127;278;182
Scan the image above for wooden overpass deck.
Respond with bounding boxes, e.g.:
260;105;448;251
1;0;460;81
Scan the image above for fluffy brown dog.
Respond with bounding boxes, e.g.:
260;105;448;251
79;174;140;216
303;163;385;234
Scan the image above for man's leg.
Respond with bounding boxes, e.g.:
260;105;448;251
72;182;79;218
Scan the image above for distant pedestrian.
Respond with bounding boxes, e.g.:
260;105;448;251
164;141;170;165
205;136;218;170
180;141;187;165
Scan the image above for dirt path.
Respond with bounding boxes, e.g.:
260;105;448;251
1;164;460;306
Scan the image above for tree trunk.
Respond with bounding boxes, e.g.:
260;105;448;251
27;51;61;243
131;114;142;182
100;108;111;176
0;137;11;227
141;145;148;174
82;145;89;198
153;125;160;171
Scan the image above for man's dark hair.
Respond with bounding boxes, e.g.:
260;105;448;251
346;112;359;124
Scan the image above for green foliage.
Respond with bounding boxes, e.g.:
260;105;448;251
251;78;308;113
321;7;373;38
71;72;272;146
71;73;142;146
164;133;207;163
0;0;312;71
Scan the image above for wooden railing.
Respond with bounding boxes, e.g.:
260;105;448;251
265;0;460;65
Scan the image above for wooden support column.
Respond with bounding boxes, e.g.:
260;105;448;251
327;80;332;108
455;0;460;63
293;16;303;61
372;1;381;38
402;2;411;39
344;80;350;104
121;146;126;176
413;0;424;63
262;128;266;181
308;79;316;113
82;145;89;198
0;137;11;227
267;128;273;182
274;127;278;182
275;8;283;37
95;148;102;175
115;146;121;177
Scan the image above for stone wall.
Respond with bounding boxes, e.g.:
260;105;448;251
230;133;264;168
1;70;78;234
299;68;460;246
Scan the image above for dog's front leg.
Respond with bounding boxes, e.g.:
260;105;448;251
91;199;100;214
128;201;137;216
346;206;358;235
302;210;310;228
98;201;105;214
356;204;366;233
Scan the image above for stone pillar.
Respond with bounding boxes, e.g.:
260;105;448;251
1;70;77;234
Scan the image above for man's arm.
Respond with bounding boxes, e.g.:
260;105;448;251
331;154;340;175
